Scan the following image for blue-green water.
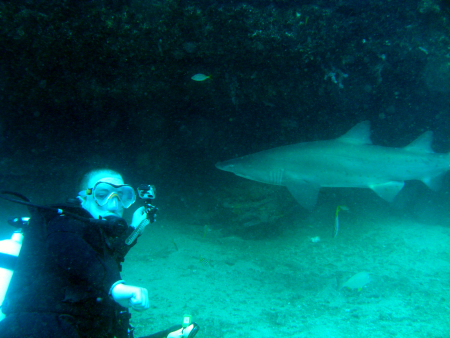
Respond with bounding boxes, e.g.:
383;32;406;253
0;0;450;336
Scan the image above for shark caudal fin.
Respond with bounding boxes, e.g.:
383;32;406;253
403;130;450;191
422;173;447;191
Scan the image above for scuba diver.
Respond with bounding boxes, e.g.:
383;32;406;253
0;169;198;338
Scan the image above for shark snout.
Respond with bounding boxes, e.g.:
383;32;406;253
215;161;233;171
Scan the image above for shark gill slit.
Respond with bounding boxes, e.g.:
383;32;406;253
271;169;284;185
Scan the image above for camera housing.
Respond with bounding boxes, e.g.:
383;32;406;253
137;184;156;200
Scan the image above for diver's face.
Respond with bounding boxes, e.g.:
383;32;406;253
81;175;125;219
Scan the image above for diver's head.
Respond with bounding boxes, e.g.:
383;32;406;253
78;169;136;219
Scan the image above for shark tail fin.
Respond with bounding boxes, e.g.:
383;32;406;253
421;151;450;191
422;173;446;191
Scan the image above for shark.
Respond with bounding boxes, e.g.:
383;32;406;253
215;121;450;210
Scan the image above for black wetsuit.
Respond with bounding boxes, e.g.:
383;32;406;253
0;203;136;338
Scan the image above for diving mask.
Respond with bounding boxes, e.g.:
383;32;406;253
79;182;136;209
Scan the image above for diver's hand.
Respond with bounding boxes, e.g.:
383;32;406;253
111;283;149;311
131;206;147;229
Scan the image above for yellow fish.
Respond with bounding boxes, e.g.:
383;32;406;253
333;205;349;238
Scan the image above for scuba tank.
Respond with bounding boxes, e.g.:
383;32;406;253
0;217;28;321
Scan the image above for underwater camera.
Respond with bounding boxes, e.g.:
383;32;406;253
137;184;158;222
137;184;156;201
124;185;158;246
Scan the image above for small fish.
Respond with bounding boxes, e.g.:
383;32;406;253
333;205;349;238
310;236;321;243
191;74;210;81
199;255;212;267
340;271;371;291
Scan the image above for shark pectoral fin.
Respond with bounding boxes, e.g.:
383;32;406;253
286;181;321;210
369;181;405;202
422;173;446;191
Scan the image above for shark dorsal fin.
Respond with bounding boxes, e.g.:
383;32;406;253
337;121;372;145
404;131;434;153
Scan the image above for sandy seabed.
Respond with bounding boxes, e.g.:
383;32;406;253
123;207;450;338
